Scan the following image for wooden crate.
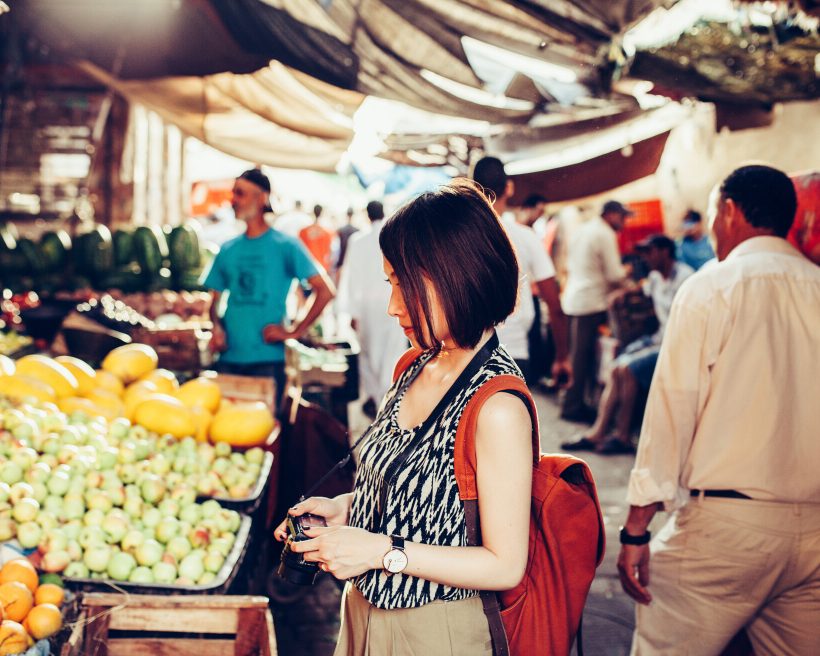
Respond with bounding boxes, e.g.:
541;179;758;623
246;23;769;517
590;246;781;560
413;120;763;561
61;594;277;656
131;325;210;372
201;372;276;414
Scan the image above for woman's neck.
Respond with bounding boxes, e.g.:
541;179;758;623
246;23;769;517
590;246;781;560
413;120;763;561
422;329;494;384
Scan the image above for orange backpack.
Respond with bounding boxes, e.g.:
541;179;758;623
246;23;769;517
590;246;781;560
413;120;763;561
393;353;605;656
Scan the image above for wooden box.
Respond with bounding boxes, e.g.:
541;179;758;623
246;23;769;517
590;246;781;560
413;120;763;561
201;372;276;414
130;325;211;372
61;593;277;656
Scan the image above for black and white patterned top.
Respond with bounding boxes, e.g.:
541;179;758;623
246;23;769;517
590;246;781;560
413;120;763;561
348;342;522;609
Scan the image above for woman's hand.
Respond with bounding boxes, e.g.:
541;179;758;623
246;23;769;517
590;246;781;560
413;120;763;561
273;494;351;542
289;526;390;580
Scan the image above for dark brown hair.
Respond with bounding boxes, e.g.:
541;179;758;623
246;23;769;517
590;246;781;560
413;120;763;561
379;178;519;350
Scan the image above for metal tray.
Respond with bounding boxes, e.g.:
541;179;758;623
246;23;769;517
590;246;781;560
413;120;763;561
198;450;274;515
63;514;251;595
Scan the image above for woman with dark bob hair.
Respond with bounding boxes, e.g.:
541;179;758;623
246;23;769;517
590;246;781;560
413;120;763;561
276;179;533;655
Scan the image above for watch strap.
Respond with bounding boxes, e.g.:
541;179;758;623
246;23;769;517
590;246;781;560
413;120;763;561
619;526;651;545
389;535;405;551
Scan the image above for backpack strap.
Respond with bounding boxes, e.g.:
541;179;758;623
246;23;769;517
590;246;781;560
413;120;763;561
455;375;537;656
392;347;424;383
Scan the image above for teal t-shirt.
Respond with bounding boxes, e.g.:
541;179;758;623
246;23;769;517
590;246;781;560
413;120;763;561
202;229;319;364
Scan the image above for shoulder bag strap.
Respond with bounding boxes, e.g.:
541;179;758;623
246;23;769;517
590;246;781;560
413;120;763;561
456;376;538;656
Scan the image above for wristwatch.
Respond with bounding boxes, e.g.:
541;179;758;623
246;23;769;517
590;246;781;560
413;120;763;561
382;535;408;574
619;526;651;545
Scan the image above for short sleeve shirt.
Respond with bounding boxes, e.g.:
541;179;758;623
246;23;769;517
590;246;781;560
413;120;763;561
201;229;318;364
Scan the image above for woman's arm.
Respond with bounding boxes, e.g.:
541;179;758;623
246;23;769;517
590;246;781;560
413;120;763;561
291;392;533;590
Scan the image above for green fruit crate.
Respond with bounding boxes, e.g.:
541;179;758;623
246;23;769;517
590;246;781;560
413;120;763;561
61;592;277;656
62;515;251;596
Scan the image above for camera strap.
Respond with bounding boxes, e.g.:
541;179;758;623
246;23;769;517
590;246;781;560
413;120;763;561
374;332;499;530
297;345;440;503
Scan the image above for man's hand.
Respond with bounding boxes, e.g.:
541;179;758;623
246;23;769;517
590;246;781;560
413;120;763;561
551;357;573;389
617;543;653;605
209;326;227;352
262;323;295;343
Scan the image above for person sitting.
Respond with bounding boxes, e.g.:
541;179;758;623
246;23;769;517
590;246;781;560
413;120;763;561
676;210;715;271
562;234;693;454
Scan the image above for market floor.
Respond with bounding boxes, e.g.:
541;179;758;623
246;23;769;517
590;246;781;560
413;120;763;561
269;388;638;656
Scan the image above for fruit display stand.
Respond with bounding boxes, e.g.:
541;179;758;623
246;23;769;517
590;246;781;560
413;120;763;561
61;593;277;656
129;324;212;374
60;515;251;596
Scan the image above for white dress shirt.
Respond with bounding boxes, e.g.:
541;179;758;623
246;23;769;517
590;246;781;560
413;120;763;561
498;213;556;360
643;261;694;342
628;237;820;509
562;216;626;316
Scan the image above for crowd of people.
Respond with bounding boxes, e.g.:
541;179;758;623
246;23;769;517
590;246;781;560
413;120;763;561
199;160;818;656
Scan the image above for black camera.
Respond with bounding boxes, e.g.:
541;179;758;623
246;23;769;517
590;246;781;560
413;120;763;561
277;513;327;585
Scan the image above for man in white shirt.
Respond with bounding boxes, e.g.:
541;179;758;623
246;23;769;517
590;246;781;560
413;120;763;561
617;165;820;655
560;200;630;423
563;234;693;455
336;201;408;417
471;157;571;384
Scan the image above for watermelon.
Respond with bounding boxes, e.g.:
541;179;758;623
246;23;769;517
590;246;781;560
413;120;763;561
143;267;173;292
168;223;201;271
17;237;49;274
133;226;169;275
112;229;135;266
0;228;27;274
40;230;72;271
173;270;206;291
73;225;114;276
96;263;147;293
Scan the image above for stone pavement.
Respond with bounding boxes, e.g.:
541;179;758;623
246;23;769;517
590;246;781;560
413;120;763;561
270;389;638;656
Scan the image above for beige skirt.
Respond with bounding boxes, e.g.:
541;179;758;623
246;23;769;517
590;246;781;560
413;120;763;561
334;583;493;656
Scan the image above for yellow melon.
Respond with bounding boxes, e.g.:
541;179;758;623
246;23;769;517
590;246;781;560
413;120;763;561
14;355;78;398
0;355;14;377
57;396;103;419
0;620;29;655
0;375;56;404
101;344;158;384
175;377;222;414
134;395;196;439
122;380;159;421
140;368;179;394
23;603;62;640
94;369;125;397
210;402;275;447
82;388;126;420
54;355;97;395
189;405;213;443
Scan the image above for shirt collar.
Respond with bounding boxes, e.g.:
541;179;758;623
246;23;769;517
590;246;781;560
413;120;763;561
726;236;803;261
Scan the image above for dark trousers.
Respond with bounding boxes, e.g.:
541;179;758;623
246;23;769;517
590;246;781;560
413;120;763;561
213;360;286;416
561;311;608;415
526;295;548;385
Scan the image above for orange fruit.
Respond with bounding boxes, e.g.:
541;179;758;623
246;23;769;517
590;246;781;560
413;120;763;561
0;582;33;623
0;620;29;655
34;583;64;607
0;559;38;595
23;603;62;640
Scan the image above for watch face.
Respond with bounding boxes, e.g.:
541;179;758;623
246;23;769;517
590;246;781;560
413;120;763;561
383;549;408;574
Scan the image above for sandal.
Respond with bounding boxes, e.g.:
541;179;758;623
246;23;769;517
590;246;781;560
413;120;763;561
560;436;598;452
596;437;636;455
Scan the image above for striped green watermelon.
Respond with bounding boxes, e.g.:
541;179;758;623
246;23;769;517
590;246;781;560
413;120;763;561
168;223;201;271
39;230;72;271
0;228;27;274
17;238;49;274
73;225;114;275
133;226;169;275
112;229;135;266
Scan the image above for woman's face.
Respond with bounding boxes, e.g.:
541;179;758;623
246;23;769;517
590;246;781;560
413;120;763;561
383;257;450;350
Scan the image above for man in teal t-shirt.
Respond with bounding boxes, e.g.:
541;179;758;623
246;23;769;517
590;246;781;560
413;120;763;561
202;169;334;411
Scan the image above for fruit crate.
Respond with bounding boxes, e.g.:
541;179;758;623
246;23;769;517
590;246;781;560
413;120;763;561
62;515;251;596
206;372;276;413
61;593;277;656
130;325;211;373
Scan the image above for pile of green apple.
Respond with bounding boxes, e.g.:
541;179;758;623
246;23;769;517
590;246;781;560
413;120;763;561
0;401;258;586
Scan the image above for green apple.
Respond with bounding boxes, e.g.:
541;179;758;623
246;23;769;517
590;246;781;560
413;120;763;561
135;538;163;567
9;482;34;504
46;471;71;497
203;550;224;574
42;549;71;573
64;561;89;579
25;462;51;485
121;529;145;554
245;447;264;465
0;517;15;541
16;520;42;548
178;553;205;581
129;566;154;583
0;461;23;485
107;551;136;581
140;475;166;505
141;507;162;528
152;560;177;583
155;517;180;544
83;508;105;528
12;497;40;523
200;499;221;519
84;543;112;572
79;525;106;549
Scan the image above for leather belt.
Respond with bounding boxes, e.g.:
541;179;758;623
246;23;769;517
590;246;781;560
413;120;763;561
690;489;752;500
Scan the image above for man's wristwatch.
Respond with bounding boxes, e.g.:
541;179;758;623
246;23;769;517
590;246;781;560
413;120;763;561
619;526;651;545
382;535;408;574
